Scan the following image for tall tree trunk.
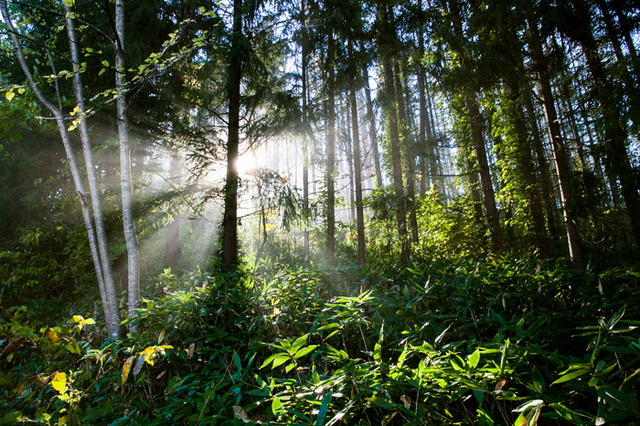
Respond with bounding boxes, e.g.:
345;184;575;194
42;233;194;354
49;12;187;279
2;0;120;338
349;41;366;267
505;79;550;258
571;0;640;255
326;38;336;260
64;4;120;338
466;99;503;252
524;90;561;236
395;60;419;244
597;0;640;130
301;0;310;263
364;69;383;188
377;3;409;265
528;18;586;269
115;0;140;327
222;0;243;267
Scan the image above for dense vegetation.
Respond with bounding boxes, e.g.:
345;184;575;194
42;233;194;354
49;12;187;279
2;0;640;424
2;251;640;424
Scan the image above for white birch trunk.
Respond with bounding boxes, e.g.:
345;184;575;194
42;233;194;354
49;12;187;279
1;0;120;339
115;0;140;327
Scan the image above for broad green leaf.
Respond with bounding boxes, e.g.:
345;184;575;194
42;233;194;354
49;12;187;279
468;349;480;369
294;345;318;359
551;368;589;385
476;408;494;426
291;334;308;354
5;91;15;102
450;353;465;372
260;353;280;369
271;396;282;415
271;354;290;369
233;351;242;373
316;392;332;426
373;343;381;361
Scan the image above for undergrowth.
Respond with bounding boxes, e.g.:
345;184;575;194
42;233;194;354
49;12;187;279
1;258;639;425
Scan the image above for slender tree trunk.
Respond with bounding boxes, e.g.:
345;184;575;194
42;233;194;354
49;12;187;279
364;69;383;188
114;0;140;327
597;0;640;130
349;41;366;267
461;141;486;238
301;0;310;263
505;79;550;258
395;60;419;244
377;3;409;265
417;0;428;198
64;4;120;338
326;44;336;260
571;0;640;255
222;0;243;267
524;90;561;236
466;99;503;252
528;19;586;269
2;0;120;338
417;46;433;197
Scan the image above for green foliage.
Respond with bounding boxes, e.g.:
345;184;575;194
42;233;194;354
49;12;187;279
2;257;639;424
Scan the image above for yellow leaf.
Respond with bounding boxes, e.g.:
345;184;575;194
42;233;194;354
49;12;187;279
72;315;83;323
121;356;135;388
140;346;156;366
47;329;59;343
51;372;67;394
17;87;25;94
5;91;15;101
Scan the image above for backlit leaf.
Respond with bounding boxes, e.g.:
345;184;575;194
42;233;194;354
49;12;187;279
51;372;67;394
121;356;134;387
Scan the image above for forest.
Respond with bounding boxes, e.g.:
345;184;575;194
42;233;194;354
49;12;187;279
1;0;640;424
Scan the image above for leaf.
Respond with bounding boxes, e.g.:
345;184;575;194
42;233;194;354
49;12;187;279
51;372;67;394
291;334;308;354
514;402;542;426
531;367;545;393
551;368;590;385
46;329;59;343
271;354;290;369
271;396;282;415
468;349;480;369
373;343;382;361
597;387;639;415
16;377;34;395
294;345;318;359
5;91;15;101
316;392;332;426
513;399;545;413
121;356;135;388
133;354;146;376
476;408;494;426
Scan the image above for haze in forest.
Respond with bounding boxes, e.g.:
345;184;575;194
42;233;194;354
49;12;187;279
1;0;640;423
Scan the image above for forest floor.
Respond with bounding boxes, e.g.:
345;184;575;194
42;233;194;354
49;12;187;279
1;256;640;425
